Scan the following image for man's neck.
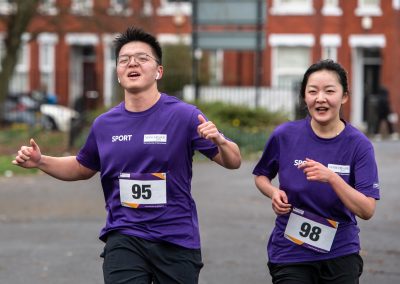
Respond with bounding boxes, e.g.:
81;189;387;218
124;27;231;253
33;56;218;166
124;89;160;112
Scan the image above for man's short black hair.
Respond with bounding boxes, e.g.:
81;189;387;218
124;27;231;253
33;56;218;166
113;26;162;65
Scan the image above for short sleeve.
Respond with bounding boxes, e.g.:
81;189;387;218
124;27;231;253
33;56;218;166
189;108;219;159
252;132;280;180
76;127;101;172
353;143;380;200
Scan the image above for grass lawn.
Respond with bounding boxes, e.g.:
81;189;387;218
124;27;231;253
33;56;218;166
0;124;77;177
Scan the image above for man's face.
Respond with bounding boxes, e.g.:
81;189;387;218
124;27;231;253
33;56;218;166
116;41;162;93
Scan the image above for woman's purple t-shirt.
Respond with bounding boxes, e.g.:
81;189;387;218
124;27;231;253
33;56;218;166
253;117;380;263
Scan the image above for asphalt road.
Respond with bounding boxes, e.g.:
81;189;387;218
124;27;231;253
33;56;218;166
0;140;398;284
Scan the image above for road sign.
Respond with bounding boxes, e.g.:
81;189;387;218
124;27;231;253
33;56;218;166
197;0;266;25
197;31;266;50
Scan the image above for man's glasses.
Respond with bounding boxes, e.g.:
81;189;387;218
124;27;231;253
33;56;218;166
117;53;160;66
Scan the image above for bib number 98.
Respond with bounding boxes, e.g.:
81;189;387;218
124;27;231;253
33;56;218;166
299;222;321;242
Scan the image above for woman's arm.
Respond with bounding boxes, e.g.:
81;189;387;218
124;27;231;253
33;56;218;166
254;175;292;215
298;158;376;220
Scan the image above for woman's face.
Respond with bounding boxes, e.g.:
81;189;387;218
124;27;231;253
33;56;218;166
304;70;348;126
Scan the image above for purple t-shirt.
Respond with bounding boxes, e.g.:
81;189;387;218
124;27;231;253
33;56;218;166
253;117;380;263
77;94;219;249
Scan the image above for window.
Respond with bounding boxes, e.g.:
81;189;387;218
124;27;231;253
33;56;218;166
320;34;341;61
38;0;58;15
70;0;93;16
270;0;313;15
38;33;58;95
355;0;381;16
108;0;132;16
102;34;117;107
269;34;314;88
322;0;342;16
273;47;310;88
157;0;191;16
394;0;400;10
0;0;16;15
142;0;153;16
2;34;30;93
209;50;224;86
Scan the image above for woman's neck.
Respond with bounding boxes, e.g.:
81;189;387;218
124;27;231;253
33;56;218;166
310;118;345;138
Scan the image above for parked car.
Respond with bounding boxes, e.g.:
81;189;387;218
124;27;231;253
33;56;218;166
1;92;79;132
40;103;80;132
1;92;39;126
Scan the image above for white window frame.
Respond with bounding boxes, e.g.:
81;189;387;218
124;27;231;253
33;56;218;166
107;0;132;16
270;0;314;15
38;0;58;15
394;0;400;10
269;34;314;88
355;0;382;16
2;33;31;93
70;0;93;16
0;0;16;15
157;0;191;16
208;49;224;86
348;34;386;48
102;34;118;107
320;34;341;61
142;0;154;16
38;33;58;94
15;34;31;74
322;0;342;16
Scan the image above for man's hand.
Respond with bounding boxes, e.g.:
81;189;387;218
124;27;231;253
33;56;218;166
197;114;225;145
12;138;42;168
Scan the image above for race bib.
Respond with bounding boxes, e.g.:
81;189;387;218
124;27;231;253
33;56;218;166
284;207;338;253
119;172;167;208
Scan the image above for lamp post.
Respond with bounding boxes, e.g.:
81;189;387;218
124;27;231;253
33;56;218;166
191;0;200;101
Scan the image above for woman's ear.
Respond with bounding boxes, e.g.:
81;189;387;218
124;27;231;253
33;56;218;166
342;92;349;104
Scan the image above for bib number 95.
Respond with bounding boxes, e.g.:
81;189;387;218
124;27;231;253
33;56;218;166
132;184;152;199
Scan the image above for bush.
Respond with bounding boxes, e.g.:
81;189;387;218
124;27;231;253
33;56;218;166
194;101;289;156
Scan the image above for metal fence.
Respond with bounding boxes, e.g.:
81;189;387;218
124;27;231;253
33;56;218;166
182;85;299;119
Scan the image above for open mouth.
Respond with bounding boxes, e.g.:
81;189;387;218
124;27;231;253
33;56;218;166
127;71;140;78
316;106;329;112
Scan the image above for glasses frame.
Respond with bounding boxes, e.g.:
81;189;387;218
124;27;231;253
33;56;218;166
116;52;160;67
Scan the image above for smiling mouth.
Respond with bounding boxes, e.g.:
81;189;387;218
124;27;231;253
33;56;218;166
316;107;329;112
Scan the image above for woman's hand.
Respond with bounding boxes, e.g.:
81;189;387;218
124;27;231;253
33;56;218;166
298;158;335;183
271;189;292;215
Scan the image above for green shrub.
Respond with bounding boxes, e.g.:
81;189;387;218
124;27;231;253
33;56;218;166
194;101;289;156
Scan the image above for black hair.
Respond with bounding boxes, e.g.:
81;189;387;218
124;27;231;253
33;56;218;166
113;26;162;65
300;59;349;99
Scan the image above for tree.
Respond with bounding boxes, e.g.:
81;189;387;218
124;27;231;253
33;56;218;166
0;0;39;122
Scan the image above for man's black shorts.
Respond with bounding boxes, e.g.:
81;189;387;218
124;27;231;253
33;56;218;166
101;232;204;284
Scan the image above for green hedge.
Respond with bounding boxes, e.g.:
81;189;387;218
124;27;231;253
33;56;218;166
194;101;289;156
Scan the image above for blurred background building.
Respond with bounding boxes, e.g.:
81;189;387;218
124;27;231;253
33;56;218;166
1;0;399;133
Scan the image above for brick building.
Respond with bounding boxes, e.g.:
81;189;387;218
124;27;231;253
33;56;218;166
2;0;400;132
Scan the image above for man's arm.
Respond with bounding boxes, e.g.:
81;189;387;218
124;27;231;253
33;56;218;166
12;138;96;181
197;115;241;169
